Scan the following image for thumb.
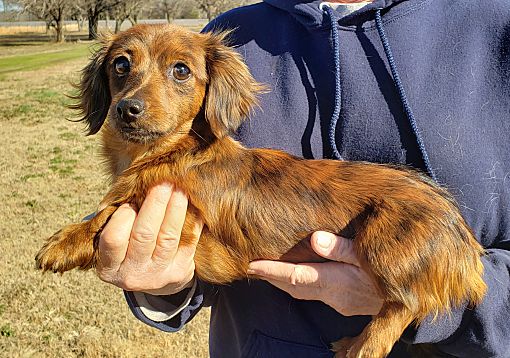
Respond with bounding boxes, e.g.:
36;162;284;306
311;231;360;266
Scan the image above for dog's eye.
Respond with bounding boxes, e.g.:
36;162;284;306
114;57;130;76
172;63;191;81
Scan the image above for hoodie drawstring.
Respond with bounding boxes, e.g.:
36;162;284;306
322;5;437;181
322;4;343;160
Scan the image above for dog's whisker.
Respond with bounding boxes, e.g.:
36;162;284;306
190;128;209;144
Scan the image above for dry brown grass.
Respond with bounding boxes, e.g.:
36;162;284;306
0;42;210;358
0;24;80;35
0;26;47;35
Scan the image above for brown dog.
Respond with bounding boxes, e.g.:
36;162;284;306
36;24;486;358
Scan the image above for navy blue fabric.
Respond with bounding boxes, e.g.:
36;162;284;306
373;8;437;181
127;1;510;357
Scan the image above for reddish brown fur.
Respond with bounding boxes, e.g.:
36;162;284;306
36;24;486;358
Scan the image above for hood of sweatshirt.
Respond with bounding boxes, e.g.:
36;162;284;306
263;0;411;29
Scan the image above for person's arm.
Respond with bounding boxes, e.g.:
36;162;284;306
96;183;214;331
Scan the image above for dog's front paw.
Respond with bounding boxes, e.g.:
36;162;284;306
36;222;97;273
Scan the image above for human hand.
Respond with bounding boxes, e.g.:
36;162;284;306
96;183;203;296
248;232;383;316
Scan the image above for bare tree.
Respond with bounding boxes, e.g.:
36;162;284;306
195;0;226;20
78;0;121;39
1;0;17;13
145;0;196;22
194;0;254;21
20;0;72;42
69;4;86;32
158;0;181;23
110;0;143;33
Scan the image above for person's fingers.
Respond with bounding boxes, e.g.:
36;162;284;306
125;183;174;263
97;204;136;274
152;187;189;264
174;218;204;262
248;260;320;287
310;231;360;266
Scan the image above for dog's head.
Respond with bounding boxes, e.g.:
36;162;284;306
72;24;265;144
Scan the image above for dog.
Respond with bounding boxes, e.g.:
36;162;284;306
35;24;486;358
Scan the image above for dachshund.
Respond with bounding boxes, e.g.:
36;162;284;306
35;24;486;358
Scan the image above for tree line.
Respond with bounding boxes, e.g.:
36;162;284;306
7;0;254;42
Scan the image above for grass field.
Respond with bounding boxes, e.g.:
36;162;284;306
0;43;93;74
0;38;210;357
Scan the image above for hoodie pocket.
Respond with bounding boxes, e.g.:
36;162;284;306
241;330;334;358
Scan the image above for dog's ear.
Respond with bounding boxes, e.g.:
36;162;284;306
204;31;267;138
69;35;112;135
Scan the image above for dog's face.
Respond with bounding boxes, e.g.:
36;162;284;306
106;26;209;143
72;24;264;144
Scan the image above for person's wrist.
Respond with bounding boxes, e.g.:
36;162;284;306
144;273;196;296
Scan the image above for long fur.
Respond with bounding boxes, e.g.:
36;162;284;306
36;24;486;358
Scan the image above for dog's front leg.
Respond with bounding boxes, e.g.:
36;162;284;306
36;205;118;273
36;159;178;273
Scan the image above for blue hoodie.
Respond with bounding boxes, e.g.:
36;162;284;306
126;1;510;357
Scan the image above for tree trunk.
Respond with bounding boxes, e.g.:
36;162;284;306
77;17;84;32
128;14;138;26
56;16;64;42
88;11;99;40
114;19;122;33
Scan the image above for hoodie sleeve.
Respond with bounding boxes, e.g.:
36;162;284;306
124;279;217;332
403;247;510;357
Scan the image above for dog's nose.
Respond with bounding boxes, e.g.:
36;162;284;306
116;99;145;122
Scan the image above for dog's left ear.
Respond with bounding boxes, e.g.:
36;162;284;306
204;31;267;138
69;35;112;135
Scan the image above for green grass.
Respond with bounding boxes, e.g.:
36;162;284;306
49;152;78;176
0;44;92;74
19;173;45;182
0;324;14;337
27;88;60;101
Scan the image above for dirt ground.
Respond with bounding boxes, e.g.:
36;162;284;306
0;39;210;358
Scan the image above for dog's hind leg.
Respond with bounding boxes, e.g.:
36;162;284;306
332;302;414;358
35;205;118;273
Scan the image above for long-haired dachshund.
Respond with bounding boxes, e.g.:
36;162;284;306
36;24;486;358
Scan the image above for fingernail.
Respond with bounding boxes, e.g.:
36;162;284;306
317;235;332;249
